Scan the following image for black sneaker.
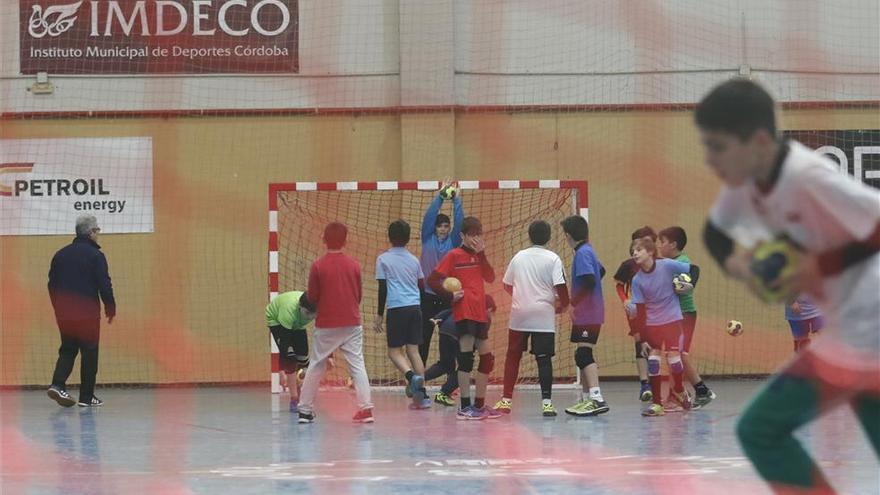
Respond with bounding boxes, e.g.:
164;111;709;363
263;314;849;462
47;386;76;407
77;396;104;407
298;411;316;424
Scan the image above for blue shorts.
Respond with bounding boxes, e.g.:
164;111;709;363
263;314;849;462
787;316;824;340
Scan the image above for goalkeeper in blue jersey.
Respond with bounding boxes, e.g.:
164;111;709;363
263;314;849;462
419;179;465;364
266;291;317;413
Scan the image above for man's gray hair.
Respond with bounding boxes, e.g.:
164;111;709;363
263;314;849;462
75;215;99;236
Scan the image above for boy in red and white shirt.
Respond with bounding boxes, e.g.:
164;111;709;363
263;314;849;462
298;222;374;424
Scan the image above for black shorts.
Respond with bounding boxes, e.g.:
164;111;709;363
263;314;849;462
644;321;684;352
386;305;423;348
508;329;555;357
456;319;489;340
570;325;601;344
421;292;451;322
269;325;309;373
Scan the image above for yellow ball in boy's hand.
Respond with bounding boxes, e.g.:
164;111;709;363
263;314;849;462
750;239;799;303
442;277;462;293
440;185;457;199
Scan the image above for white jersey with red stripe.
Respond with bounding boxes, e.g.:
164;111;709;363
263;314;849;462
709;140;880;372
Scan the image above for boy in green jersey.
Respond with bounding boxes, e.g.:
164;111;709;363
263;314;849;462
657;227;715;409
266;291;317;412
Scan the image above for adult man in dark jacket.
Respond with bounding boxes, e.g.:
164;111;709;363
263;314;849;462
47;215;116;407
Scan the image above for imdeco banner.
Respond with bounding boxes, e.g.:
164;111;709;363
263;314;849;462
0;137;154;235
19;0;299;74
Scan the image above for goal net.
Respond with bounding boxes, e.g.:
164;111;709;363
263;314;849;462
269;180;587;390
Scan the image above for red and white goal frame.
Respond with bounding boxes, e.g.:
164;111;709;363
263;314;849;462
267;179;589;392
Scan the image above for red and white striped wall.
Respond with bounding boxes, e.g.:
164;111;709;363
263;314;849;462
267;179;589;392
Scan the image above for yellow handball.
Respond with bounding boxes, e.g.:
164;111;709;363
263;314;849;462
442;277;462;293
440;185;457;199
750;239;800;303
672;273;692;291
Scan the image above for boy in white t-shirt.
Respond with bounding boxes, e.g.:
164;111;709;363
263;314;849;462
494;221;570;416
697;78;880;493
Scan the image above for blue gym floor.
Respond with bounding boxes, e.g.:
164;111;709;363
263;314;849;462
2;380;877;494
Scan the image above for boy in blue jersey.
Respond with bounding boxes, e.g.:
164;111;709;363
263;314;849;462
630;235;700;416
559;215;610;417
419;179;465;365
785;295;823;353
374;219;431;409
657;226;715;408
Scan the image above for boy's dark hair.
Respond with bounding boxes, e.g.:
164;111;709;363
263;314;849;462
560;215;588;242
695;78;777;141
659;226;688;251
388;219;411;247
461;216;482;235
323;222;348;249
299;292;317;312
435;213;451;227
631;225;657;241
528;220;551;246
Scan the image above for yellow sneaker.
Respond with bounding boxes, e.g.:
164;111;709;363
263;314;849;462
542;402;558;417
642;403;665;417
433;392;455;406
494;398;512;414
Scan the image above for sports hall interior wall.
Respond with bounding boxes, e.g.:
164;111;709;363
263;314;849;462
1;106;876;386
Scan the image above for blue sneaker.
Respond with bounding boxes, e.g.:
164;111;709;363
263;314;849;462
409;397;432;410
289;399;299;413
404;380;413;398
456;405;487;420
480;406;502;419
410;375;425;405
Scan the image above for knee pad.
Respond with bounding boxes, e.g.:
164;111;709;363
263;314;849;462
477;353;495;374
457;351;475;373
574;346;594;369
647;356;661;376
668;355;684;375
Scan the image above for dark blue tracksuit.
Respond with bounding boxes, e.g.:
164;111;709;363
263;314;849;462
48;236;116;402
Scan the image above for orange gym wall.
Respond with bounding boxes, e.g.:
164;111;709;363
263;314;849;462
1;107;877;386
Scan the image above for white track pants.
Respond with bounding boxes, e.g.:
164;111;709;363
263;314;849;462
298;325;373;414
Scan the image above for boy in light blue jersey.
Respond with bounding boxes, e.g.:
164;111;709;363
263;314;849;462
374;219;431;409
785;295;824;353
419;179;465;365
630;236;700;416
